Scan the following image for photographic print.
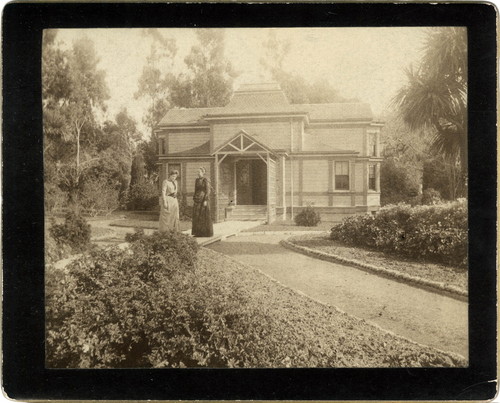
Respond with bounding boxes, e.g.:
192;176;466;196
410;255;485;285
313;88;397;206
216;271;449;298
43;26;470;369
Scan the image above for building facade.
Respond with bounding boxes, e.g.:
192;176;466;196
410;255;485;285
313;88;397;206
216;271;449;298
156;83;383;223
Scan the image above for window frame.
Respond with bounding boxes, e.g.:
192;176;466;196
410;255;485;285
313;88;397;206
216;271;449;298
368;163;377;191
334;161;350;191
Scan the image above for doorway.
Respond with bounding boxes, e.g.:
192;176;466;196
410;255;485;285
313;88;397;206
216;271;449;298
235;159;267;205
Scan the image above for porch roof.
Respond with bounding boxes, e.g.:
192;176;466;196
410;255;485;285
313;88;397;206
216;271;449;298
212;130;276;157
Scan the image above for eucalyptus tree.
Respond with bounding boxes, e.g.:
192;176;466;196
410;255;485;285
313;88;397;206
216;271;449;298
169;29;238;108
43;31;110;207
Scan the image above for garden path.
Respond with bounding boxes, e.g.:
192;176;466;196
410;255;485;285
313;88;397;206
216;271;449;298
208;234;468;358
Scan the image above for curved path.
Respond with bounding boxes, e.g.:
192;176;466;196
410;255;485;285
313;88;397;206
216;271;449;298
208;234;468;358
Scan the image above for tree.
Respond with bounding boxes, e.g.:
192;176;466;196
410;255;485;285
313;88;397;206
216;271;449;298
394;27;467;198
260;30;357;104
169;29;238;108
43;32;110;208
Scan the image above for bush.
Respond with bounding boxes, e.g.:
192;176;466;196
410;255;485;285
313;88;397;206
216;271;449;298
421;188;442;205
44;182;68;214
380;158;420;206
46;231;199;368
127;181;158;211
49;211;91;252
80;176;120;216
330;200;467;268
294;206;321;227
45;228;73;265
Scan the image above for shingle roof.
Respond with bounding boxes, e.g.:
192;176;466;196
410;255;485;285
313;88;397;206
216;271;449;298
157;83;373;127
167;140;211;156
298;103;373;122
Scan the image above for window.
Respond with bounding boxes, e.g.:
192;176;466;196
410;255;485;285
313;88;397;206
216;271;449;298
369;132;377;156
335;161;349;190
369;164;376;190
159;137;166;155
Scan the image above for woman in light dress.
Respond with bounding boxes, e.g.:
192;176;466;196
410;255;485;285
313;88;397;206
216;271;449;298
159;170;180;232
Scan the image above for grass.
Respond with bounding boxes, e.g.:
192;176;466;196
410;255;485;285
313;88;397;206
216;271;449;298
242;219;335;232
288;234;467;294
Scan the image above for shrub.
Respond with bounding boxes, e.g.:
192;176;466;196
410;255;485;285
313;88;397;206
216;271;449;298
127;181;158;211
294;206;321;227
44;182;68;214
45;227;73;265
80;176;120;216
380;158;420;206
49;211;91;252
421;188;442;205
46;231;199;368
330;200;467;268
125;227;145;243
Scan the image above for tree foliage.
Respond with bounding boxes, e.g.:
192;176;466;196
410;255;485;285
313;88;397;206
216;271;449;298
169;29;238;108
394;27;467;198
260;30;357;104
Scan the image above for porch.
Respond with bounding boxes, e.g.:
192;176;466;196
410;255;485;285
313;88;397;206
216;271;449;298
213;131;279;223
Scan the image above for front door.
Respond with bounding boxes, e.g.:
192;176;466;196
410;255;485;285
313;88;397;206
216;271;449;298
236;159;267;205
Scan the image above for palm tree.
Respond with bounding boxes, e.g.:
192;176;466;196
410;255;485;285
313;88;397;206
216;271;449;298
394;27;467;198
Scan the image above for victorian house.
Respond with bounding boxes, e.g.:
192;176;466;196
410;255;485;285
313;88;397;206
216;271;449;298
156;83;383;223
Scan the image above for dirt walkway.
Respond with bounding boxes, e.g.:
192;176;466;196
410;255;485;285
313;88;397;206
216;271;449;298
208;234;468;358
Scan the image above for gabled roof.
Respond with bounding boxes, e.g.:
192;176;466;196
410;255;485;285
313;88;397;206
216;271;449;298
212;130;275;156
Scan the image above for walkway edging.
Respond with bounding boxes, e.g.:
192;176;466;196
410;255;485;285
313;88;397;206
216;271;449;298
280;239;468;302
204;248;467;365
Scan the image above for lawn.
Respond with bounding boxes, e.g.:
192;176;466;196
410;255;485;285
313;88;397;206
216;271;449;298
242;219;334;232
287;234;467;294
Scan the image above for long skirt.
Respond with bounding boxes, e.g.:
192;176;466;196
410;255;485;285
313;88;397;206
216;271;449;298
192;202;213;237
159;196;180;232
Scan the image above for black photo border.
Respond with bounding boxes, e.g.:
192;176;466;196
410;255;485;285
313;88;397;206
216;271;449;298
2;2;497;400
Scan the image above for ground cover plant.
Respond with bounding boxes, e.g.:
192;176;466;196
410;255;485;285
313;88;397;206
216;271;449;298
330;200;467;268
46;230;465;368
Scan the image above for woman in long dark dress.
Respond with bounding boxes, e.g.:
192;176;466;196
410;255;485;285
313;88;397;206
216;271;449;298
192;167;214;237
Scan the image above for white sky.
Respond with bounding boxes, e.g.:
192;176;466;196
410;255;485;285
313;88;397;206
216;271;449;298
54;27;432;137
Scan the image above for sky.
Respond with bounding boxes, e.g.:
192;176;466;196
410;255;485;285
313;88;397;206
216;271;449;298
54;27;433;137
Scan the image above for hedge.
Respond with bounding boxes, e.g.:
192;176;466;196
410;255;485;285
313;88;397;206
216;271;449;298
330;200;467;268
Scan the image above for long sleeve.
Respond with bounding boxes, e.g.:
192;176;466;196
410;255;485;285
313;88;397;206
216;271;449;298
203;178;210;202
161;180;168;209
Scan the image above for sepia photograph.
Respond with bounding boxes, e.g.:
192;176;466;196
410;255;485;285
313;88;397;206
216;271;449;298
42;26;470;369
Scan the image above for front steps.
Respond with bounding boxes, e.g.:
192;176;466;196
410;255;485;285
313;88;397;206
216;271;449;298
225;205;267;221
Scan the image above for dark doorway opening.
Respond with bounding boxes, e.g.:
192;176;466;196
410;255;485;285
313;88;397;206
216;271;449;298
236;159;267;205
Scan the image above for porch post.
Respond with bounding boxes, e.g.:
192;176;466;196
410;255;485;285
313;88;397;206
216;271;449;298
233;159;237;205
281;155;286;220
215;154;219;222
267;152;271;224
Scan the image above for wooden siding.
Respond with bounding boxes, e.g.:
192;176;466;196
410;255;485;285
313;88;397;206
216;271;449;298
367;193;380;206
354;162;365;192
302;195;330;206
168;131;209;154
307;126;365;153
331;194;353;207
284;159;300;207
184;161;212;206
302;160;329;192
212;120;292;151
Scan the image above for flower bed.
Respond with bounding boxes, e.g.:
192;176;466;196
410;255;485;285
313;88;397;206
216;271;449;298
46;231;466;368
330;200;467;268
